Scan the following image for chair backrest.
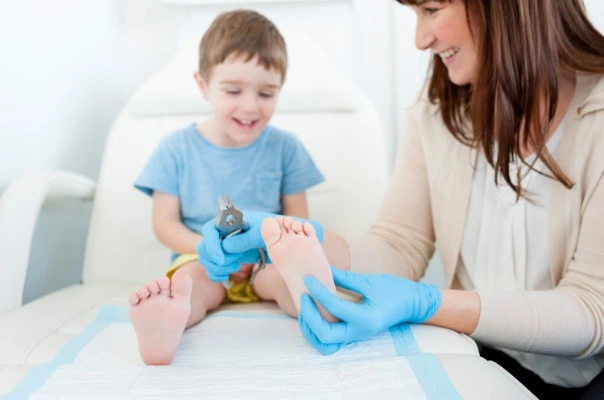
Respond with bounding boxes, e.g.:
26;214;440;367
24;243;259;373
83;31;388;284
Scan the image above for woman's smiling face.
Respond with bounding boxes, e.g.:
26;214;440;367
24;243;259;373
412;0;478;85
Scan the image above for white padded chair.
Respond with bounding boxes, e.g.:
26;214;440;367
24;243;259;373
0;31;388;317
0;32;535;399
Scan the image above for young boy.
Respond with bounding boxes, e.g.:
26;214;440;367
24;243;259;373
128;9;336;365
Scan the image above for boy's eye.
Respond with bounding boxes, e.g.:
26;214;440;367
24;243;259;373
225;89;240;95
259;92;274;98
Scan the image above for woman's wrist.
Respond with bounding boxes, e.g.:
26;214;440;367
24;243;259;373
424;289;481;334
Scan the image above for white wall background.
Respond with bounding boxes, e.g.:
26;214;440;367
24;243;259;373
1;0;603;302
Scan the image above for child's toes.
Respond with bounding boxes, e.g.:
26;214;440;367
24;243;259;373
261;217;282;247
157;276;171;294
148;281;161;295
291;220;304;234
128;292;142;306
136;286;151;301
282;216;294;231
302;221;316;237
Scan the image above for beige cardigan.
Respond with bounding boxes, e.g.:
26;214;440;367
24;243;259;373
350;72;604;361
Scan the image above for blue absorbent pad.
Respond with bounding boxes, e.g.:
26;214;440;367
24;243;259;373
6;305;461;399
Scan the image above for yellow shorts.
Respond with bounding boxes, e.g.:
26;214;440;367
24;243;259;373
166;254;259;304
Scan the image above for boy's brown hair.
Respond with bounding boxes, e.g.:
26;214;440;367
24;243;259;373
198;10;288;83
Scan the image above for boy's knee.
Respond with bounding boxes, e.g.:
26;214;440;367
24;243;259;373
172;261;206;280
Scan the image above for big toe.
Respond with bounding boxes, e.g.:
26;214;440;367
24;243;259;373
261;217;282;247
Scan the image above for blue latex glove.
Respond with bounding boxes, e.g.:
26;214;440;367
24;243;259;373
196;220;261;282
197;210;324;282
298;266;441;355
220;210;324;255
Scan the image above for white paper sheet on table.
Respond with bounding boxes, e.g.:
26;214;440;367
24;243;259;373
5;305;461;399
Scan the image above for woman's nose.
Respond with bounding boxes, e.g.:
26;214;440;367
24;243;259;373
415;19;435;51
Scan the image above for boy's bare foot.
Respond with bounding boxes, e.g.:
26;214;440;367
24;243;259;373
261;216;339;322
128;275;192;365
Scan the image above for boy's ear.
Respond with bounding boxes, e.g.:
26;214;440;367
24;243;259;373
193;71;209;100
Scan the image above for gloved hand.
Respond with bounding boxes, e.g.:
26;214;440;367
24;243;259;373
197;210;324;283
298;312;343;355
298;266;441;355
220;210;324;255
196;220;261;282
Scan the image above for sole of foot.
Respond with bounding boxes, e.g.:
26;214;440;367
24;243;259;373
261;216;339;322
128;274;192;365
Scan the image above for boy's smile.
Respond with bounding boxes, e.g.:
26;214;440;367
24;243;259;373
195;54;283;148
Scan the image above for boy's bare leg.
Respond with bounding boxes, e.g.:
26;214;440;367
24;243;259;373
259;216;338;322
128;261;225;365
252;265;297;316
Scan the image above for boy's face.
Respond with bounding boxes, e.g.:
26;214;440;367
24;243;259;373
195;54;282;148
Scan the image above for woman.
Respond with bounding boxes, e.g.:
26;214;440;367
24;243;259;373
199;0;604;398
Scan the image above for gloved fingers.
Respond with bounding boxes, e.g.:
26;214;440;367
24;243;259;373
222;260;243;275
304;275;363;323
201;259;240;283
204;240;255;264
298;314;342;356
221;227;265;254
329;266;371;295
223;252;246;265
299;293;352;344
223;249;272;266
308;219;324;243
236;249;259;264
238;248;272;265
198;243;233;273
198;224;225;265
206;272;229;283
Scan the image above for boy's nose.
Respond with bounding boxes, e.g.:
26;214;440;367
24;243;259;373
240;93;259;113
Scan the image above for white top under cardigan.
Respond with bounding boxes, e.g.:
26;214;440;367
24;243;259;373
458;125;602;387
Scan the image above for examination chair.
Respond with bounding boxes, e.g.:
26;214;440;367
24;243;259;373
0;32;535;399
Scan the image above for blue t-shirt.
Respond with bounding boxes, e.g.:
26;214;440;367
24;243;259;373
135;123;324;236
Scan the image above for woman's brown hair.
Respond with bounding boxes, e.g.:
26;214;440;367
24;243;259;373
396;0;604;195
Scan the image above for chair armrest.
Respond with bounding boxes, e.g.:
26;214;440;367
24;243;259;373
0;170;96;314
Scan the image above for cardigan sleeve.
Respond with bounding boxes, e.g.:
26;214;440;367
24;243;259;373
473;172;604;358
